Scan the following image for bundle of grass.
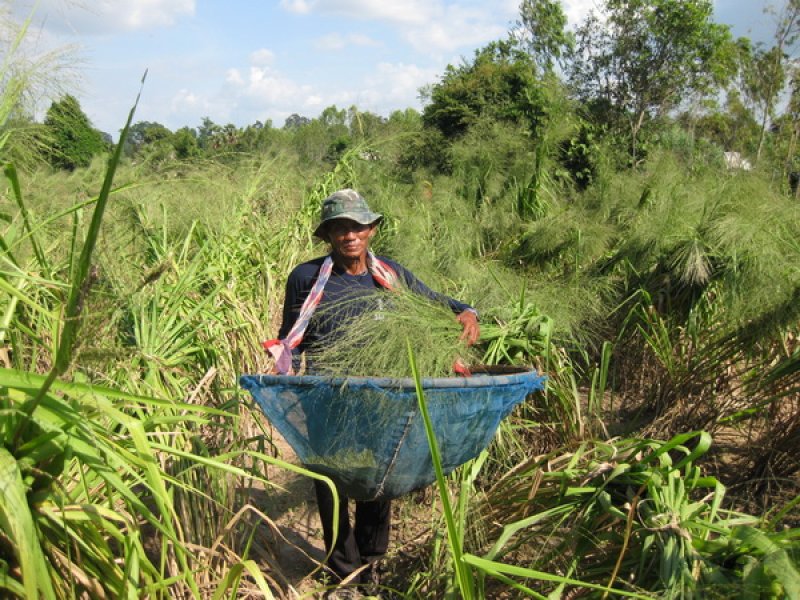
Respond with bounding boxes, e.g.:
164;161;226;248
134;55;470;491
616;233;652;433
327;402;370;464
310;287;481;378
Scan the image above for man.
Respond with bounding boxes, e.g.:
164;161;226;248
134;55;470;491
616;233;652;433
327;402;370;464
268;188;479;588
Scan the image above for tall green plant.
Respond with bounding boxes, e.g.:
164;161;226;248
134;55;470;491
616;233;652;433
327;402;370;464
475;432;800;598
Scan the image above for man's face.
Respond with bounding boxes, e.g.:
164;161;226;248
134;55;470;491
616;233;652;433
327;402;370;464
325;219;376;260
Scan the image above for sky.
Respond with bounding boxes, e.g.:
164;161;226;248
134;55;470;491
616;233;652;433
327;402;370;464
9;0;783;138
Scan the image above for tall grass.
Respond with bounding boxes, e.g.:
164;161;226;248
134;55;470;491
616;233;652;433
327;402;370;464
0;80;348;598
1;60;799;598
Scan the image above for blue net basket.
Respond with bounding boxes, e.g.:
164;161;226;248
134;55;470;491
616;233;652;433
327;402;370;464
240;367;546;500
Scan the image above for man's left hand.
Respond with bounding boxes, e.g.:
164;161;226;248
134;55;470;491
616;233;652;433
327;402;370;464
456;310;480;346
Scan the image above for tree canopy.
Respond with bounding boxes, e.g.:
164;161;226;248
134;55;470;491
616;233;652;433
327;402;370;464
566;0;736;157
43;94;106;170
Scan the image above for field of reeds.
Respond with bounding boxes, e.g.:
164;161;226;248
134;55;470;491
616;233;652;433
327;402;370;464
1;107;799;598
2;18;800;598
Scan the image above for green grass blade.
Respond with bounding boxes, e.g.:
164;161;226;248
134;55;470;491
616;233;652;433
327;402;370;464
53;73;146;377
3;163;49;275
0;447;57;600
407;337;474;600
462;554;655;599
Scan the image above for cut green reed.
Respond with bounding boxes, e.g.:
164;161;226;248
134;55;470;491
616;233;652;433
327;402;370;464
311;286;481;378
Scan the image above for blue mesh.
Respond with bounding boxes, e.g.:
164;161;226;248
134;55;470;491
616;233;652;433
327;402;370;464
240;369;546;500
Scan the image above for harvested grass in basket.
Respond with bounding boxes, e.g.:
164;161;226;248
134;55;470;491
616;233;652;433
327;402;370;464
310;287;480;378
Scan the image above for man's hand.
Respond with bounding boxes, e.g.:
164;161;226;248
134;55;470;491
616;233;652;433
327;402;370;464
456;310;480;346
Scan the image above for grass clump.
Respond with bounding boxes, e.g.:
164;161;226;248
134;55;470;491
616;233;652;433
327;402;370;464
310;287;481;378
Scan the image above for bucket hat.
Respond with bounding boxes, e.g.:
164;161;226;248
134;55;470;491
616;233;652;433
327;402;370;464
313;189;383;238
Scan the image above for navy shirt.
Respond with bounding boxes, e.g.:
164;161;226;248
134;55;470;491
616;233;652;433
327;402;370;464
278;255;474;363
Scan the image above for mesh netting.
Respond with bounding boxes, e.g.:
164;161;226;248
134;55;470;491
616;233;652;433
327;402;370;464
240;368;546;500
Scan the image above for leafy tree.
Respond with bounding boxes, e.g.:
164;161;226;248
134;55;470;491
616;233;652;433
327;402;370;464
686;90;759;153
43;94;106;170
738;42;786;161
283;113;310;130
127;121;173;156
760;0;800;169
347;106;385;141
285;106;351;165
197;116;221;149
513;0;573;72
568;0;735;160
232;121;280;154
172;126;199;159
422;40;550;139
396;126;451;177
318;105;347;128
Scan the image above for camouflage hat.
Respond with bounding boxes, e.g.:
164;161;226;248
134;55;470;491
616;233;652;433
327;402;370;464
313;189;383;238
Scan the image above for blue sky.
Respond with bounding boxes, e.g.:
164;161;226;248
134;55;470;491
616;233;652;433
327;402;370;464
11;0;782;137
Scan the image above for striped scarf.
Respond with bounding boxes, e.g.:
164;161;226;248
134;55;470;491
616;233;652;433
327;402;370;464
263;251;399;374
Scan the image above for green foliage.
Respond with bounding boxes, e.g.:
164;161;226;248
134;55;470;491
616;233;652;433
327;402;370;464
172;125;200;159
395;125;452;176
568;0;736;159
3;8;800;592
514;0;574;72
312;287;481;378
475;432;800;598
43;95;107;170
423;40;551;140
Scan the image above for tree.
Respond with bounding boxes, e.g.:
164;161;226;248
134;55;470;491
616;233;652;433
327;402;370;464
347;106;385;141
197;117;221;149
513;0;573;73
764;0;800;168
43;94;106;170
568;0;735;160
738;42;786;161
422;40;550;139
283;113;310;130
127;121;173;155
172;126;199;159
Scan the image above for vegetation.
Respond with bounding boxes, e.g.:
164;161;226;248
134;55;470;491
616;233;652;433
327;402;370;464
311;288;482;378
1;0;799;598
43;94;108;170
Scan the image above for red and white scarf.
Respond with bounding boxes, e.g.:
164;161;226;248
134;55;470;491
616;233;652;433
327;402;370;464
263;251;399;374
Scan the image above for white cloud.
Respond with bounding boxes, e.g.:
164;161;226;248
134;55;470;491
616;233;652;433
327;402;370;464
403;4;510;53
226;68;244;85
305;95;324;107
211;48;440;128
250;48;276;66
16;0;195;34
315;32;380;51
348;33;379;47
281;0;430;24
280;0;313;15
171;89;201;111
365;61;440;106
281;0;514;54
233;65;316;106
562;0;598;26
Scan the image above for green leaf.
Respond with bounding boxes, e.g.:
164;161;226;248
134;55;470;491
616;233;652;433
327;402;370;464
0;447;57;600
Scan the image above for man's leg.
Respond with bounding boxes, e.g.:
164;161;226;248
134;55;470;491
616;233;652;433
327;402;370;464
354;497;391;562
313;480;362;582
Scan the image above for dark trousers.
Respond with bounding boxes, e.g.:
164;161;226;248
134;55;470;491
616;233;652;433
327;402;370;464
313;480;391;583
